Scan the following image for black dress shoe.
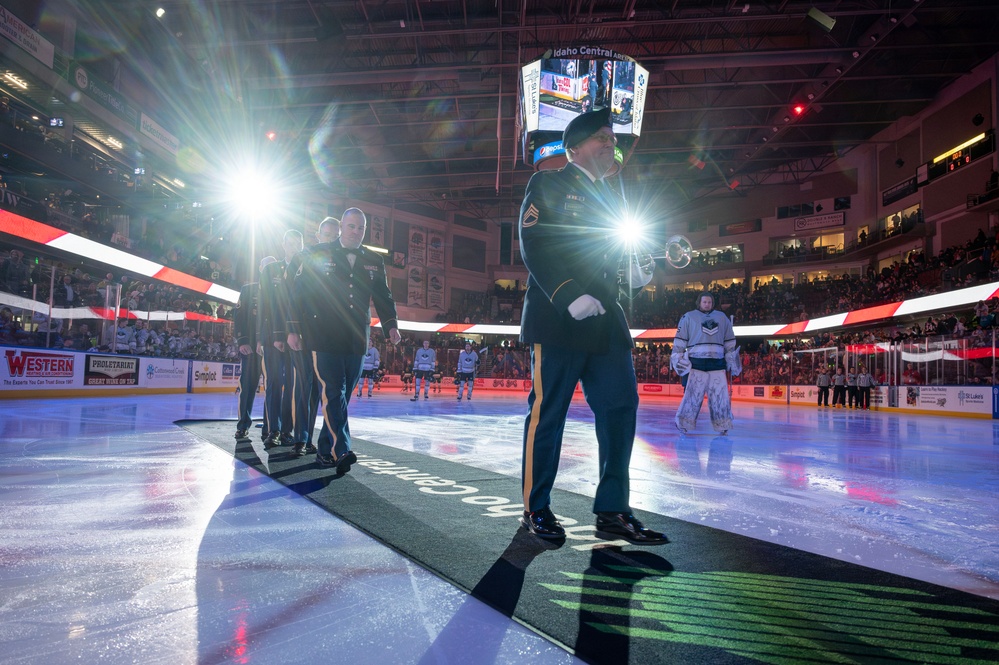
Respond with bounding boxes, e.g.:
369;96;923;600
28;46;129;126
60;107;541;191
595;512;668;545
521;507;565;540
335;450;358;475
316;453;335;467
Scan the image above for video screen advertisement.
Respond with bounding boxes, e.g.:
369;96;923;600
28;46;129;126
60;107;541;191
521;46;649;171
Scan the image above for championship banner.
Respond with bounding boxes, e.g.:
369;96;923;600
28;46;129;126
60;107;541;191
370;215;386;247
427;229;445;270
407;264;427;308
408;226;427;267
427;272;445;311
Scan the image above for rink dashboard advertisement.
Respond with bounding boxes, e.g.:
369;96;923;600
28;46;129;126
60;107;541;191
0;345;994;417
2;346;192;393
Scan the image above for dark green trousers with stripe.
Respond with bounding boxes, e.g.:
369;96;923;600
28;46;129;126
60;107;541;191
521;342;638;514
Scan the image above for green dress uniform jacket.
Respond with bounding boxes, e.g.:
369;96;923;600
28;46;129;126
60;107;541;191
519;163;636;353
287;242;398;354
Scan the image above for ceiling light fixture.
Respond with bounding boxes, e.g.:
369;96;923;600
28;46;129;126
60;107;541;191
4;73;27;89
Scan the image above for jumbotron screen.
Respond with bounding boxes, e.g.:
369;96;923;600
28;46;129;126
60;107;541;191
520;47;649;169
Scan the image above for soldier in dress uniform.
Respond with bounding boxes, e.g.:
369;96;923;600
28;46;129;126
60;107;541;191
287;208;401;473
517;107;666;545
259;231;303;447
234;256;277;441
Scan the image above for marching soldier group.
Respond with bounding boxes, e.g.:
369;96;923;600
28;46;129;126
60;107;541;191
234;211;401;473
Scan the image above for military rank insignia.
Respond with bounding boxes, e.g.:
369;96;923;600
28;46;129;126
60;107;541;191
522;203;539;227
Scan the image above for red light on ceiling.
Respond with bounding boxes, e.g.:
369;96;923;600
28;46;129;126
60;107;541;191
791;104;806;116
265;130;277;141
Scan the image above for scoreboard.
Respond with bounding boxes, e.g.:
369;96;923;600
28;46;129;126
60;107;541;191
924;130;994;182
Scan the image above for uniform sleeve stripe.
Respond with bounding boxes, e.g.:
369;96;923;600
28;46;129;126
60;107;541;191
549;279;574;303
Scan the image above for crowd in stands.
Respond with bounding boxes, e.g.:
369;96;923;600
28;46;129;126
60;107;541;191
1;247;231;316
6;201;999;386
1;246;233;361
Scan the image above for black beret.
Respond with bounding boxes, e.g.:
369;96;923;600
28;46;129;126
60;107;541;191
562;107;612;150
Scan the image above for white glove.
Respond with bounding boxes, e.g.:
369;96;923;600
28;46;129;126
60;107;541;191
671;351;691;376
567;295;606;320
627;253;655;288
725;346;742;377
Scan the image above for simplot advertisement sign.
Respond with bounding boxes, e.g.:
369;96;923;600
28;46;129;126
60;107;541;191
191;361;241;391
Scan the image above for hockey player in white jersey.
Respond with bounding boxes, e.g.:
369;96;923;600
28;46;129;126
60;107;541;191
357;340;380;397
411;339;437;400
670;292;741;433
455;341;479;400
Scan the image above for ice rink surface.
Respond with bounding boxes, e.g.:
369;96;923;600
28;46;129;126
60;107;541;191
1;387;996;663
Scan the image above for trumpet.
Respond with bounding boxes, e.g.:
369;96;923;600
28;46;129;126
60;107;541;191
663;235;693;269
617;249;656;287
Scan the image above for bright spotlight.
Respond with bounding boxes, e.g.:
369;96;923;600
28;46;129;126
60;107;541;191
156;8;165;18
618;215;646;249
225;168;279;220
